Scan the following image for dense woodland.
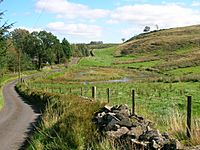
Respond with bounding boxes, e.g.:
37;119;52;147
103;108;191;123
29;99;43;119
0;9;90;77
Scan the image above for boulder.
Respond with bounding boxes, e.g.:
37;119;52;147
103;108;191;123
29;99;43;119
118;118;133;128
163;139;177;150
117;104;131;117
152;139;162;149
118;104;129;110
103;113;119;123
139;129;162;141
162;132;170;139
105;119;119;131
103;105;112;112
128;126;143;139
107;127;129;139
115;113;127;121
95;112;106;124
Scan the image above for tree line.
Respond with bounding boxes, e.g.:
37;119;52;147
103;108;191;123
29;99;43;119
0;5;90;77
10;29;74;71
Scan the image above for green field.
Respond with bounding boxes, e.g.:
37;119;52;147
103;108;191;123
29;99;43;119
28;45;200;118
27;44;200;141
18;25;200;148
0;74;19;108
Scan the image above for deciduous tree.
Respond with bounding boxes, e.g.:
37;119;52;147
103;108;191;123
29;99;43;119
62;38;72;59
0;1;13;76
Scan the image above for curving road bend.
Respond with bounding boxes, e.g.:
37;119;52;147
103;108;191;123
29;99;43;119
0;79;39;150
0;59;79;150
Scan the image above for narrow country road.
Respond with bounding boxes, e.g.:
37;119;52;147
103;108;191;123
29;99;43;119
67;57;80;66
0;58;80;150
0;79;39;150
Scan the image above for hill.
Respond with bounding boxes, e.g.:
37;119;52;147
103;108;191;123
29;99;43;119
87;43;119;49
114;25;200;82
118;25;200;55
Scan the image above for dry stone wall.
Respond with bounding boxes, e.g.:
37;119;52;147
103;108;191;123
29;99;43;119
93;104;183;150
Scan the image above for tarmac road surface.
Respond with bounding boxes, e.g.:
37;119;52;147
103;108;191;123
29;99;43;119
0;79;39;150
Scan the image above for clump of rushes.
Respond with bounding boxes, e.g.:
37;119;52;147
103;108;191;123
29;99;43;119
167;111;200;146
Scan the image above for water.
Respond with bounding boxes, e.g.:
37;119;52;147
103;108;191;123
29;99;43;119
82;77;131;84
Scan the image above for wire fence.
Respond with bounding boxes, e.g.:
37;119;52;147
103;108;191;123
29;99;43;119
24;81;199;139
27;82;133;106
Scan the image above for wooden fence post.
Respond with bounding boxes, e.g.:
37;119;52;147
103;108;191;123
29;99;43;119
80;87;83;96
69;88;72;94
107;88;110;103
132;90;135;115
92;86;96;100
187;96;192;138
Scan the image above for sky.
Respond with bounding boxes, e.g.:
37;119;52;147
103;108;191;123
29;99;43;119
1;0;200;43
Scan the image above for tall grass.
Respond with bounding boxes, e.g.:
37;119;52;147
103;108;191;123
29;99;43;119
167;111;200;145
16;84;116;150
0;73;19;108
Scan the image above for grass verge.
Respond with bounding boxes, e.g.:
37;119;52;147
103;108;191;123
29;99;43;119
0;70;46;109
16;83;116;150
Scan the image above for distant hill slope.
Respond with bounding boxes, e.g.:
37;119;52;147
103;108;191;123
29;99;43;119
113;25;200;82
88;43;119;50
117;25;200;55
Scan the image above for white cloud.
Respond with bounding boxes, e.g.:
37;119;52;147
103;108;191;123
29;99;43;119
46;22;102;39
121;27;140;37
35;0;110;20
110;4;200;28
121;24;159;37
192;1;200;7
106;19;119;24
33;1;200;42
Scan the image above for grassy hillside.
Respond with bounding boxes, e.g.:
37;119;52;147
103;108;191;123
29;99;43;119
114;25;200;82
118;25;200;55
87;43;119;49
